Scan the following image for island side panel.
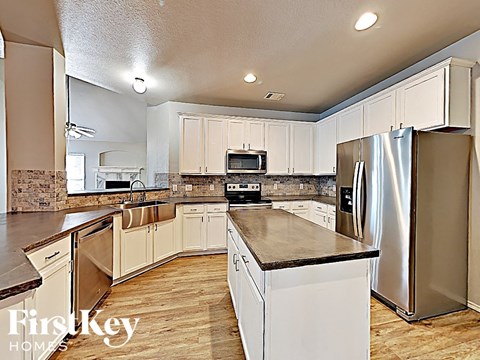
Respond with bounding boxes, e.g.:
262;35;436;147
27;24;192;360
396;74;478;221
264;258;371;360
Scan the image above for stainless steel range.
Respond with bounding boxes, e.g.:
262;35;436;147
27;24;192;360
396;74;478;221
225;183;272;210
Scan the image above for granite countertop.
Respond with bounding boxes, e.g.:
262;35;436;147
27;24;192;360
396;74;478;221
0;206;121;301
264;194;336;206
227;209;379;271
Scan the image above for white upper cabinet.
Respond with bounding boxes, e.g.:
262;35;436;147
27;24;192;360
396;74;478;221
337;105;363;144
364;91;396;137
290;123;313;174
180;116;204;174
204;117;227;174
246;121;265;150
265;122;290;175
315;116;337;175
227;119;246;150
228;119;265;151
397;68;445;130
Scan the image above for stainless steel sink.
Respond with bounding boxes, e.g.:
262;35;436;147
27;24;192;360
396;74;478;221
114;201;175;229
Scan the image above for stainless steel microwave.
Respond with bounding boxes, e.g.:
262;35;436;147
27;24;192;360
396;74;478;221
226;149;267;174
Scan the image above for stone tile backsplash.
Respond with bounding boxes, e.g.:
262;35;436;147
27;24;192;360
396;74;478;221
10;169;336;212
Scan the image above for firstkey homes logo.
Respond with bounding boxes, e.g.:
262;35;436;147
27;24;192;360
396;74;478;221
8;309;140;352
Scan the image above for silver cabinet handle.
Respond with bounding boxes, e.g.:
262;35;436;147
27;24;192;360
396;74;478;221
233;253;237;265
199;166;201;172
323;215;326;222
227;229;232;233
243;143;245;149
399;122;403;129
155;224;158;231
148;226;151;233
390;125;394;131
327;217;331;223
45;251;60;261
241;255;249;264
205;166;208;173
333;166;336;173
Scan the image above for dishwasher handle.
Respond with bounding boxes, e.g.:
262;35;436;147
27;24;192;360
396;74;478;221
78;222;113;242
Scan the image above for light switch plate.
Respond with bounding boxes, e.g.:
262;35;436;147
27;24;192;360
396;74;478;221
185;184;193;191
273;183;278;190
300;184;304;190
172;184;178;192
210;184;215;191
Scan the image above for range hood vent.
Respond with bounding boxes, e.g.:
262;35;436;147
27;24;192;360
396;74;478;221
264;91;285;101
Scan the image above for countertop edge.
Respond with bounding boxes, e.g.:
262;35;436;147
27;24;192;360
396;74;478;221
227;211;379;271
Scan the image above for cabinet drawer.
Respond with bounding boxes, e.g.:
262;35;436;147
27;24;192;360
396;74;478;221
291;201;309;210
313;202;328;213
272;202;291;211
328;205;336;216
183;205;205;214
207;203;228;213
27;236;71;271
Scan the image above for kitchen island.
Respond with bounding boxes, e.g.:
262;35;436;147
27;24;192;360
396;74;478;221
227;209;379;360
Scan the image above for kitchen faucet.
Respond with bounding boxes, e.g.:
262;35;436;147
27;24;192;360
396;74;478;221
129;180;147;202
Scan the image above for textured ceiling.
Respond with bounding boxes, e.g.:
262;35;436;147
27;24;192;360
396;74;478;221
1;1;480;113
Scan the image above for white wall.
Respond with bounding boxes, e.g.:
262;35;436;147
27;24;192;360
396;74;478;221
0;58;6;213
68;78;148;190
320;30;480;307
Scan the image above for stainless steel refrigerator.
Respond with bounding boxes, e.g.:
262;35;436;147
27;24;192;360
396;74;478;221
336;127;470;321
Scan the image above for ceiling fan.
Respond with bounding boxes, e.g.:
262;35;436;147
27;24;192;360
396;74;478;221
65;120;96;139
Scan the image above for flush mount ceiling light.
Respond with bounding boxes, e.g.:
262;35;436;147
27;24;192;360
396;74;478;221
355;12;378;31
132;77;147;94
243;73;257;83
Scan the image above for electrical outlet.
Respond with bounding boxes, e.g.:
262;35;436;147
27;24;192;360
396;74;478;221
300;184;304;190
172;184;178;192
210;184;215;191
273;183;278;190
185;184;193;192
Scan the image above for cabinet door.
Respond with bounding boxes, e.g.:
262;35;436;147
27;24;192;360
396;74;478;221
180;117;204;174
397;68;445;130
291;124;313;174
238;259;264;360
153;219;175;262
227;231;240;318
183;213;205;251
272;202;291;211
121;225;153;276
364;91;396;137
205;118;227;174
32;256;71;360
206;213;227;249
337;105;363;144
228;119;246;150
327;215;336;231
246;121;265;150
266;122;290;175
315;116;337;174
0;301;25;360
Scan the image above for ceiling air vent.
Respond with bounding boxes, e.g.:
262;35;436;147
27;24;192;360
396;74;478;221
264;92;285;101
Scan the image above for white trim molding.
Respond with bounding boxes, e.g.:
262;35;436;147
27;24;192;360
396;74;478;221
467;301;480;313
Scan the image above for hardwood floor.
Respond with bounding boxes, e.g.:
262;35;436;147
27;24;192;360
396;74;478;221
54;254;480;359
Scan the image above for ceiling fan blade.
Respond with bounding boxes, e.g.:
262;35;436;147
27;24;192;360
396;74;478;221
75;126;96;133
75;128;95;138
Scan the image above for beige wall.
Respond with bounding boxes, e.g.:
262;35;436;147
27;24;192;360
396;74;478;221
0;58;6;213
5;42;55;171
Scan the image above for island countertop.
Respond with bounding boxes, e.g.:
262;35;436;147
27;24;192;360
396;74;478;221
227;209;379;271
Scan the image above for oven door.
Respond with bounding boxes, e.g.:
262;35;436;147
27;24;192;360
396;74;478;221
226;150;267;174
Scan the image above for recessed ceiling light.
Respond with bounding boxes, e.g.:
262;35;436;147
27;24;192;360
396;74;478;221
243;73;257;83
132;77;147;94
355;12;378;31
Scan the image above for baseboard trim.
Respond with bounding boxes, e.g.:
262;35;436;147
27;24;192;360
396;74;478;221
467;300;480;313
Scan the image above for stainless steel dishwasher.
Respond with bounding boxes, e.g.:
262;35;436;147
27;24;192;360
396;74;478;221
73;216;113;326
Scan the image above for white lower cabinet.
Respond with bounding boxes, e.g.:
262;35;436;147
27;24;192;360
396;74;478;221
273;200;336;230
25;236;72;360
238;259;265;360
0;301;26;360
183;204;227;251
153;219;176;262
121;225;153;276
227;228;240;318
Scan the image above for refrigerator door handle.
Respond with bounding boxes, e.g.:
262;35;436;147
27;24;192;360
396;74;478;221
352;161;360;237
357;161;365;239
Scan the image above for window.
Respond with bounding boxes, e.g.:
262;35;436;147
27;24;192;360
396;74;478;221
66;154;85;192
